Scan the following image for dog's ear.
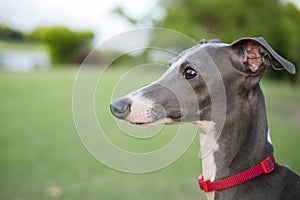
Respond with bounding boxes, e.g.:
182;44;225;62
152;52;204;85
230;37;296;74
230;37;296;89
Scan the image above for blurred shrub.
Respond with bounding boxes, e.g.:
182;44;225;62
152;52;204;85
0;25;25;41
29;26;94;64
158;0;300;81
115;0;300;82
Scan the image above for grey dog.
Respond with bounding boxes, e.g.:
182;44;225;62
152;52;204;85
110;37;300;200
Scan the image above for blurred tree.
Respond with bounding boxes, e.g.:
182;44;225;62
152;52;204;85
114;0;300;82
30;26;94;64
0;25;25;41
160;0;300;81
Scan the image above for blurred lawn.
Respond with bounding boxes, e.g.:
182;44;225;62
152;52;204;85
0;68;299;200
0;40;47;52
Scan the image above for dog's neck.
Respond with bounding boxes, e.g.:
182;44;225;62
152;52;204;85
198;85;274;200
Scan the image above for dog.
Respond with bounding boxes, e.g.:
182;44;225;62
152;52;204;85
110;37;300;200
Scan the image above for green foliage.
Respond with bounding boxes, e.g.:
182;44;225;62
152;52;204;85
115;0;300;81
30;26;94;64
160;0;300;81
0;25;25;41
113;6;139;25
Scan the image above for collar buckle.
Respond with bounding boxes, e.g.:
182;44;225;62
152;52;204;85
260;156;275;174
198;175;211;192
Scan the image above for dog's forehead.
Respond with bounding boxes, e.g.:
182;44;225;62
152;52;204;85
169;42;229;67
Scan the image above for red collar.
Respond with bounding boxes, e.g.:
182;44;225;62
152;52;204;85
198;155;275;192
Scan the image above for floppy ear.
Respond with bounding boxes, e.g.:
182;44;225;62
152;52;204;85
230;37;296;74
230;37;296;89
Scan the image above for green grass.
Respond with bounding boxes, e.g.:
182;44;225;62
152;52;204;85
0;68;299;200
261;79;300;168
0;40;47;52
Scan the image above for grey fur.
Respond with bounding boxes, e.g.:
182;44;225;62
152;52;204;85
110;37;300;199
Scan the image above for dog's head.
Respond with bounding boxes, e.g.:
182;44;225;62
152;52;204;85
110;37;295;125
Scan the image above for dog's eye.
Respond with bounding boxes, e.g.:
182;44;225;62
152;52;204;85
183;67;197;79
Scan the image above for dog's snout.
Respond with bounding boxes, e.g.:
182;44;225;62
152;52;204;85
110;98;131;119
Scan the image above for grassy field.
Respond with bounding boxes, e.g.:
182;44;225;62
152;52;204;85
0;40;47;52
0;67;299;200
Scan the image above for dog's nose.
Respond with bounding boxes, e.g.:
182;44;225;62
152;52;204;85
110;98;131;119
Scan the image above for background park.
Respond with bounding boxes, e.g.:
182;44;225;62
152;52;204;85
1;0;300;199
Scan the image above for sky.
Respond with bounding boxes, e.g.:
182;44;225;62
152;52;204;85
0;0;159;44
0;0;299;45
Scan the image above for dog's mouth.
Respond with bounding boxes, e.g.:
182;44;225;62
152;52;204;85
169;115;182;122
132;122;151;126
130;115;182;126
129;119;150;125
